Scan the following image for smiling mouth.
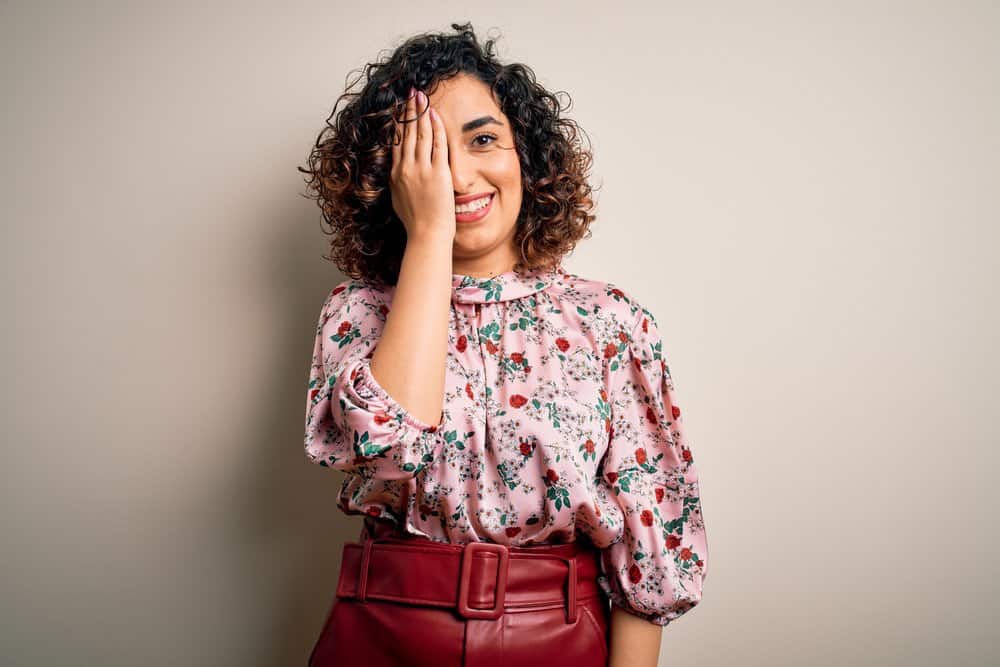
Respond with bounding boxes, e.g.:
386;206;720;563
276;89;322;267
454;193;493;213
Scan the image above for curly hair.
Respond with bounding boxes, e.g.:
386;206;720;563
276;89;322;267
298;22;598;287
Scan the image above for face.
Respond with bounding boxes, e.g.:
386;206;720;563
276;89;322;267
425;73;523;276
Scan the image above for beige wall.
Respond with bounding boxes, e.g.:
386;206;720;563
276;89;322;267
4;2;998;665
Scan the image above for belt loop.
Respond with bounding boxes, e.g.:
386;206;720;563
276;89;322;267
357;537;375;603
565;555;578;624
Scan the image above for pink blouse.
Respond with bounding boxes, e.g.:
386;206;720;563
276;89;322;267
303;264;708;626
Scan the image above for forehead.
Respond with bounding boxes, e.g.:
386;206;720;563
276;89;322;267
426;73;502;122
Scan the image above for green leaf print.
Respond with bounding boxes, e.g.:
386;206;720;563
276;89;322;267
442;429;462;449
479;321;502;343
546;486;571;511
497;462;518;490
545;402;561;429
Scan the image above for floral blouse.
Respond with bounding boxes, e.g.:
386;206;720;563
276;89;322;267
303;264;708;626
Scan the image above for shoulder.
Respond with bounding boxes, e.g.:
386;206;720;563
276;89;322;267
318;277;391;323
552;270;649;331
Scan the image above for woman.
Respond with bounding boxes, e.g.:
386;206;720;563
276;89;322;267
299;22;708;667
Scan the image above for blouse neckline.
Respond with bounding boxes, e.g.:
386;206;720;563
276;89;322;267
451;264;562;304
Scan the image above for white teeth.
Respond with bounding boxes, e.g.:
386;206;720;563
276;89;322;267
455;194;492;214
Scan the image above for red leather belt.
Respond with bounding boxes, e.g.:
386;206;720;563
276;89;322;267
335;527;603;624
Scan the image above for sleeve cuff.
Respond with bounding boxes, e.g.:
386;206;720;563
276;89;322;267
352;358;447;433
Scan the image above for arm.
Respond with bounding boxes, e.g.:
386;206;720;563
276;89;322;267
609;606;662;667
302;87;457;479
302;275;449;479
369;234;452;428
597;300;709;641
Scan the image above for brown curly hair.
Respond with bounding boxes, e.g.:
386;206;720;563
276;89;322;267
298;22;598;287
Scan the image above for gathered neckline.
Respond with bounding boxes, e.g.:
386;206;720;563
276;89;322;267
451;264;563;304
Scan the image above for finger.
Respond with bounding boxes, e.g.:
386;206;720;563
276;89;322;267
414;90;432;165
402;87;417;164
390;98;404;175
429;106;449;169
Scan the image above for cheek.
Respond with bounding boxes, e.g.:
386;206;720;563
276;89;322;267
488;153;522;195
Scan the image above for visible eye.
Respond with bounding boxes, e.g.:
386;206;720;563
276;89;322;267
472;132;498;147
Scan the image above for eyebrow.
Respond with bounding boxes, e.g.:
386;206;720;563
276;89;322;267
461;115;504;133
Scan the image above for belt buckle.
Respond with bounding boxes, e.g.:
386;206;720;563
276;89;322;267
457;542;509;620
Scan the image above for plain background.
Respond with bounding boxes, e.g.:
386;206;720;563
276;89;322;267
4;1;998;665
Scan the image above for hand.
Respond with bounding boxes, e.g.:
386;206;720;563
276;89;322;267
389;88;455;242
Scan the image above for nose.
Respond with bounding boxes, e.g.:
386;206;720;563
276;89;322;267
447;145;476;194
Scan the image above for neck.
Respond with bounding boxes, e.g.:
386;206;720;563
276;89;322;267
452;258;519;279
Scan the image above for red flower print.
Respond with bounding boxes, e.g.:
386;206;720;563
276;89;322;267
655;487;665;504
373;412;391;426
635;447;647;465
671;404;681;419
378;304;389;316
456;334;467;353
332;285;346;296
509;394;528;408
524;365;532;374
618;331;629;343
519;441;533;456
365;506;381;517
594;503;601;517
611;288;625;299
555;337;570;352
511;352;524;364
309;388;320;402
338;320;352;336
505;526;522;538
599;388;607;402
603;342;617;359
465;383;474;400
605;419;613;435
628;564;642;584
485;340;498;355
641;317;648;333
633;357;643;373
682;448;692;462
665;534;681;549
546;468;559;484
583;439;595;453
679;547;692;561
606;471;619;484
645;406;657;424
696;559;703;568
640;509;654;526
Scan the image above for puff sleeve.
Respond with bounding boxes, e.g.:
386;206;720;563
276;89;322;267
597;305;709;626
303;281;446;480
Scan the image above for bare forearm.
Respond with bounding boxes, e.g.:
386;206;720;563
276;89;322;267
370;233;452;426
608;605;662;667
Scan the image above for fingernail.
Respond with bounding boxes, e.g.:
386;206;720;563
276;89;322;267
408;87;415;99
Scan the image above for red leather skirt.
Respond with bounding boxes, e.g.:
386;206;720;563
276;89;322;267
308;517;612;666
